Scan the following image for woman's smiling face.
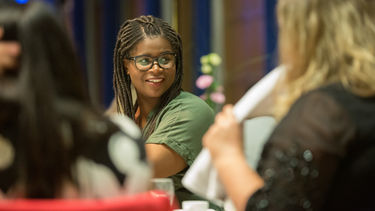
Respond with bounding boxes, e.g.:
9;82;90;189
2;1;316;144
124;36;176;103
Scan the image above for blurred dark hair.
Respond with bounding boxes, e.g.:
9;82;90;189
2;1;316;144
0;1;117;198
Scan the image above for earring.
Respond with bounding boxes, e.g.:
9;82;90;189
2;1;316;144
131;83;137;106
0;134;15;170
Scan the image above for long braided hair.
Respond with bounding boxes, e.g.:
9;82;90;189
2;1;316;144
113;15;183;139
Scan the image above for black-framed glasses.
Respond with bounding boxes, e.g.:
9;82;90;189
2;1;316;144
126;52;176;72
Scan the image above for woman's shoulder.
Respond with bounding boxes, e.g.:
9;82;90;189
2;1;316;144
298;83;375;114
294;83;351;109
170;91;213;111
157;91;214;124
163;91;215;120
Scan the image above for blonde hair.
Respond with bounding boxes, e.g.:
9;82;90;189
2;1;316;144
275;0;375;119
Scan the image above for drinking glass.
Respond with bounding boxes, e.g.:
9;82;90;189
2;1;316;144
182;200;209;211
150;178;175;205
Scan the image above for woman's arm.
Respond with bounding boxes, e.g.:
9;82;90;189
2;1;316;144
146;144;187;178
203;105;264;211
213;150;264;211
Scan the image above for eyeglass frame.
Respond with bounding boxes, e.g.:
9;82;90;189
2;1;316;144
125;52;177;72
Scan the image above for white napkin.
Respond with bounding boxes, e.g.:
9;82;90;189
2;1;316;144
182;66;284;206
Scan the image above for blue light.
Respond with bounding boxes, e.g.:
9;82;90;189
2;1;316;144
15;0;29;4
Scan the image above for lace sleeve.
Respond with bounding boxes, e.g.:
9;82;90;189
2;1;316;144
245;91;355;211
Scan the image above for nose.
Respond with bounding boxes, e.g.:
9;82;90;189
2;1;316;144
149;61;163;73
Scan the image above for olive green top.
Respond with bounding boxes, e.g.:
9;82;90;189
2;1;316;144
145;91;214;203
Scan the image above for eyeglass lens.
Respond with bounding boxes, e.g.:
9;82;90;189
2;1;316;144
134;54;175;71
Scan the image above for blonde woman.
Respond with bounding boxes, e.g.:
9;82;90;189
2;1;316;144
203;0;375;210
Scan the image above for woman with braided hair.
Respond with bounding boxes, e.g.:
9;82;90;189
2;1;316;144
107;15;215;203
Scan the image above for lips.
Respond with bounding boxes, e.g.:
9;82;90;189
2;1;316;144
146;78;163;83
145;78;164;87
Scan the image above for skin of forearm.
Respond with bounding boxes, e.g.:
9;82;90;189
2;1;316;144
146;144;187;178
213;153;264;211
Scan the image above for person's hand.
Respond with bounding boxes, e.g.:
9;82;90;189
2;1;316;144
0;27;21;76
203;105;264;211
203;104;244;161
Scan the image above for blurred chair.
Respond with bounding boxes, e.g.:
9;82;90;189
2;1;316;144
243;116;276;168
224;116;277;211
0;191;177;211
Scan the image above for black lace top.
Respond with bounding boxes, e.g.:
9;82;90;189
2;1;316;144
246;84;375;211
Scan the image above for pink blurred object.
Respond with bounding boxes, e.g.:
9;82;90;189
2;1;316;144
196;75;213;89
199;93;207;100
216;86;224;92
210;92;225;104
